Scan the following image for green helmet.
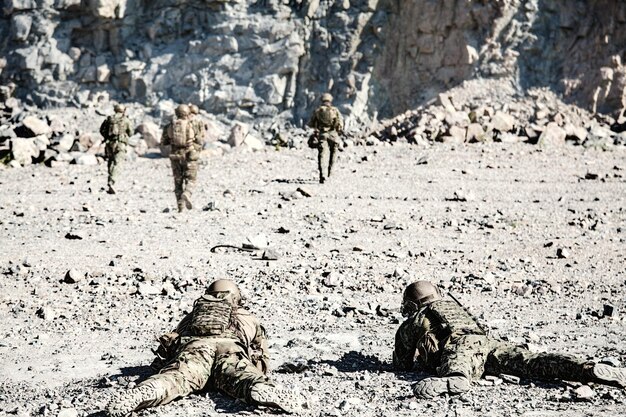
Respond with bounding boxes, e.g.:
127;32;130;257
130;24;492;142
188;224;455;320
113;104;126;113
206;279;241;305
401;281;442;317
175;104;190;118
321;93;333;104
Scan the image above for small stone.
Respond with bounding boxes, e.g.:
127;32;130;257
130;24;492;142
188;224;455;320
602;304;615;318
64;269;83;283
296;187;313;197
485;375;502;385
58;408;78;417
322;271;339;287
137;282;160;296
573;385;595;401
556;248;569;259
408;401;419;410
261;249;279;261
499;374;520;384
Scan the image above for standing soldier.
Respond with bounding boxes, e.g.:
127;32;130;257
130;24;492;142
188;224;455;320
308;93;343;184
394;281;626;399
189;104;206;149
106;279;305;416
161;104;202;212
99;104;132;194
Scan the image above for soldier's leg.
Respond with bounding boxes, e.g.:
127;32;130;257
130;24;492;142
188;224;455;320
317;140;329;183
213;350;304;413
485;342;596;382
170;158;184;211
109;145;126;189
181;159;197;209
105;144;115;192
413;335;494;398
328;139;338;177
107;340;216;416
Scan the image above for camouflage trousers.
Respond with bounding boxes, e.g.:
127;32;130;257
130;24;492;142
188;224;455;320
136;338;268;407
437;334;594;383
169;153;198;202
105;142;126;187
317;134;338;182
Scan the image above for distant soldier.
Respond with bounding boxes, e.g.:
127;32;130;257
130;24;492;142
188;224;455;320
395;281;626;398
161;104;202;212
188;104;206;149
99;104;132;194
106;279;305;416
308;93;343;184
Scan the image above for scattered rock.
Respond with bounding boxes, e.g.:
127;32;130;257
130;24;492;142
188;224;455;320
573;385;596;401
64;269;83;284
556;248;569;259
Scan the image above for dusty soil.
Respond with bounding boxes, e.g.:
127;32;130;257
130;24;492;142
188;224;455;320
1;141;625;417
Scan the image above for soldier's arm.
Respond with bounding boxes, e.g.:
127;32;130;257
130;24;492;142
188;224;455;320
161;125;171;146
99;118;109;140
125;118;133;136
335;108;344;133
307;111;317;129
392;318;420;371
252;321;270;374
175;312;193;334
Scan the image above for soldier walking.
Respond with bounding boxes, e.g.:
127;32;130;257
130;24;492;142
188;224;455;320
161;104;202;212
308;93;343;184
394;281;626;398
107;280;305;416
99;104;132;194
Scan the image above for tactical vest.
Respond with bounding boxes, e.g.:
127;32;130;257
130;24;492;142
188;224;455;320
315;106;337;132
423;300;484;344
107;116;124;139
184;294;239;339
170;119;193;149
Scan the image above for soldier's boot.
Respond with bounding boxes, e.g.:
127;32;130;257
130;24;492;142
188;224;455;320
106;383;163;417
592;364;626;388
107;184;116;194
250;383;305;414
181;191;193;210
412;376;470;399
177;199;185;213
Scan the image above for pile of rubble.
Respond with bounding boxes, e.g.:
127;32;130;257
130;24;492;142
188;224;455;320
367;88;626;148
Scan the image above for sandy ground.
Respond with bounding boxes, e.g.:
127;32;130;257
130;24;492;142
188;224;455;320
0;142;625;417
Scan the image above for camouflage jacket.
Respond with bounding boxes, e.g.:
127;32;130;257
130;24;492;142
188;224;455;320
308;104;343;134
393;300;484;372
99;114;132;143
154;304;270;373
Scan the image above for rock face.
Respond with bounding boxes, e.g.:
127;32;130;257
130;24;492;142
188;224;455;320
0;0;625;125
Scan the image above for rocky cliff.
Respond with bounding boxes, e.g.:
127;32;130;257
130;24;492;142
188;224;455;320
1;0;626;133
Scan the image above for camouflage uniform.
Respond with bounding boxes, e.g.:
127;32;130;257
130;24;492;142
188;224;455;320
99;112;132;193
108;293;284;416
161;114;202;211
308;102;343;183
394;300;596;389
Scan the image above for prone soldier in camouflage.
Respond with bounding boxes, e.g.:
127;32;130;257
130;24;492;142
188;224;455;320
308;93;343;184
99;104;132;194
394;281;626;398
107;279;305;416
161;104;203;212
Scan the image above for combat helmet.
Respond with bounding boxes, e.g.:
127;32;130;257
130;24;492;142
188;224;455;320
113;103;126;113
321;93;333;104
401;281;442;317
206;279;241;305
175;104;190;118
189;104;199;115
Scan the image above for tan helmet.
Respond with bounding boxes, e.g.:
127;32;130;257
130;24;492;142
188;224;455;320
189;104;199;115
401;281;442;317
321;93;333;104
206;279;241;305
113;103;126;113
175;104;190;118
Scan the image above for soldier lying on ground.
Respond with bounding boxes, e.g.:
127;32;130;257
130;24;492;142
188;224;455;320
107;279;305;416
394;281;626;398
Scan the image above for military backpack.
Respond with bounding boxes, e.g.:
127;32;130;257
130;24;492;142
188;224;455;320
171;119;193;148
185;293;239;339
107;115;124;138
315;106;337;131
423;300;485;344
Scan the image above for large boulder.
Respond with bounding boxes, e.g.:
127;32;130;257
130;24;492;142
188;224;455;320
136;122;161;148
21;116;50;137
228;123;249;147
491;111;516;133
10;138;39;166
538;122;566;146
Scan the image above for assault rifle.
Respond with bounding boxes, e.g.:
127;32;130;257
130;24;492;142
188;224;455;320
448;291;489;336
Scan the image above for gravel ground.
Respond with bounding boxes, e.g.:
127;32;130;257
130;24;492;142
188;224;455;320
1;142;625;417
